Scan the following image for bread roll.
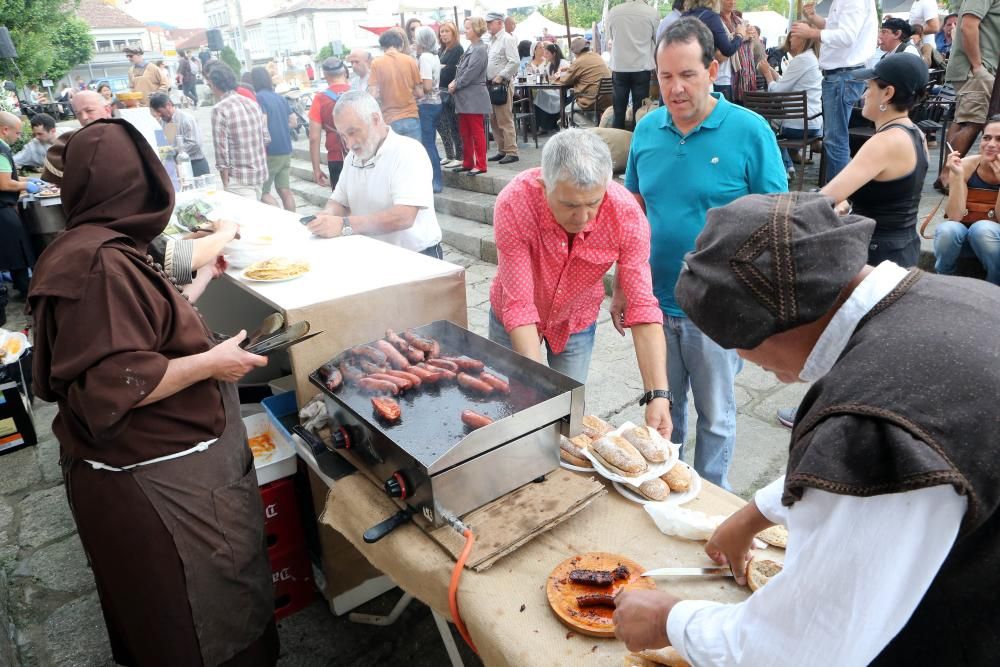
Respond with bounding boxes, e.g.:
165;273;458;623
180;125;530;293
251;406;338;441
559;434;592;468
635;647;691;666
581;415;613;440
623;425;669;463
756;524;788;549
628;477;670;501
746;558;783;592
623;656;657;667
661;462;692;492
591;435;647;476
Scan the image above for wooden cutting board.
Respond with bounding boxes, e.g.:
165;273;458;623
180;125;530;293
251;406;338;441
546;552;655;638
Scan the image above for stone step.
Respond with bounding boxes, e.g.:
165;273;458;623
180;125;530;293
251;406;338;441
434;186;496;225
437;213;496;264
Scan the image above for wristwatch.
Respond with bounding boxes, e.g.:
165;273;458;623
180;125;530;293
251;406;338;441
341;216;353;236
639;389;673;407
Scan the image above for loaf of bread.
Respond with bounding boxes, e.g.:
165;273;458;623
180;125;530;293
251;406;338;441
746;558;783;592
623;647;691;666
628;477;670;501
660;462;692;492
591;435;647;476
623;426;669;463
581;415;614;440
559;434;592;468
756;524;788;549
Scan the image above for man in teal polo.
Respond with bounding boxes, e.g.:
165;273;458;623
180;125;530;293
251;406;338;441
615;17;786;489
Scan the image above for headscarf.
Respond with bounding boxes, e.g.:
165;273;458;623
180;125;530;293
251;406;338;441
29;119;174;301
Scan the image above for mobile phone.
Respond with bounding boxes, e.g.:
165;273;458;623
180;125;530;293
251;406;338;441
299;215;316;225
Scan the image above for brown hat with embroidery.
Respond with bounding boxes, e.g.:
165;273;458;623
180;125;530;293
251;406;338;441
675;192;876;350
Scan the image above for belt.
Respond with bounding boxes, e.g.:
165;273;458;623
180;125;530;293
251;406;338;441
84;437;219;472
822;66;863;76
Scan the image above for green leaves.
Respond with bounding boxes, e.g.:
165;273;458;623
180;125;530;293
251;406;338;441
1;0;93;84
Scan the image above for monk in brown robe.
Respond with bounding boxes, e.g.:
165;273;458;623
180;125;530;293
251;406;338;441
28;119;279;666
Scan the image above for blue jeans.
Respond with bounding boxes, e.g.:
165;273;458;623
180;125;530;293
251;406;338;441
664;315;742;490
390;117;422;142
821;70;866;182
488;309;596;383
418;103;443;193
934;219;1000;285
779;127;822;169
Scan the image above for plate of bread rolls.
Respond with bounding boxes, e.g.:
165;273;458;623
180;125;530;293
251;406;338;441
612;461;702;507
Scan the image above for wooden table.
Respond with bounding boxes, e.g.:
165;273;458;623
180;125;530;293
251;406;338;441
515;81;572;129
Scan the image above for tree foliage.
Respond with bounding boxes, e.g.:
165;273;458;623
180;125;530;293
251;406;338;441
220;46;242;77
539;0;793;31
0;0;94;85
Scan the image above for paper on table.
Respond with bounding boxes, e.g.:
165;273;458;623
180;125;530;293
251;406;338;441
581;421;678;484
644;503;730;541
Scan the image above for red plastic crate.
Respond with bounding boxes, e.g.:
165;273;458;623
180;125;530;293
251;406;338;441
259;477;305;558
269;544;316;620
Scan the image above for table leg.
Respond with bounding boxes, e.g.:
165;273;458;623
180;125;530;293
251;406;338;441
348;590;414;626
432;608;466;667
560;88;568;128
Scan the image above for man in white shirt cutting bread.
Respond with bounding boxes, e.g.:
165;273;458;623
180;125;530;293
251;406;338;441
614;192;1000;665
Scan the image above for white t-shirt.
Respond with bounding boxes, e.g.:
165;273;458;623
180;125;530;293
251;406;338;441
418;52;441;105
331;129;442;253
908;0;940;27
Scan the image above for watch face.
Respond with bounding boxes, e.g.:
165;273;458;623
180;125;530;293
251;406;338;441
342;224;353;236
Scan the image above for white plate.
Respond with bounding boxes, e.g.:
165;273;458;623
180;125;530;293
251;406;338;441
0;331;30;364
612;463;702;507
581;421;678;485
559;459;596;473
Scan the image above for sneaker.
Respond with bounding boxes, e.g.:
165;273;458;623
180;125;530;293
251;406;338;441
776;407;797;429
498;155;519;165
445;159;463;169
440;157;452;165
487;153;506;162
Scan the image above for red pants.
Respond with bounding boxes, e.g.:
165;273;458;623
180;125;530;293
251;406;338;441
458;113;487;171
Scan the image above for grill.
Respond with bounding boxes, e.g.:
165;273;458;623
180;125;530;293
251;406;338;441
310;320;584;527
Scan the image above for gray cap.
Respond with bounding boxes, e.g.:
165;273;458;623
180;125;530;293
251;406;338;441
322;57;346;73
675;193;876;350
485;11;505;21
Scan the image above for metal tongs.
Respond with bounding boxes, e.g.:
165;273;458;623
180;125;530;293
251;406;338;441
241;314;322;356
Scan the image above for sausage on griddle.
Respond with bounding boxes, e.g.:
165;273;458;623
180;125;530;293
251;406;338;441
371;397;401;422
359;359;387;375
443;356;485;372
373;340;409;370
426;358;459;372
569;569;614;586
339;362;364;384
352;344;387;365
479;372;510;394
317;363;343;391
402;329;436;352
460;410;493;429
427;339;440;359
576;593;616;608
418;362;455;381
385;329;408;351
457;372;493;394
406;365;441;384
403;344;425;365
357;377;398;395
367;373;412;391
384;369;421;387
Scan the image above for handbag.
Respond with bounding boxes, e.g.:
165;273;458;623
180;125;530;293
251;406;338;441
919;187;1000;238
488;81;509;105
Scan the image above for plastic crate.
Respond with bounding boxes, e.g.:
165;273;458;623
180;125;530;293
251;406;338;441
243;412;297;486
269;543;316;621
259;476;305;558
261;392;297;443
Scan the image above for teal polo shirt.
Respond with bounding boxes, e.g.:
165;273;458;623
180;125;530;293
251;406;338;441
624;93;787;317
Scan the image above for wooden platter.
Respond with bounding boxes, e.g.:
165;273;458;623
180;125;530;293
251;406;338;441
546;552;655;638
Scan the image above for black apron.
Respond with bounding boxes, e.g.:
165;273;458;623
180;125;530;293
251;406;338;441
0;140;34;271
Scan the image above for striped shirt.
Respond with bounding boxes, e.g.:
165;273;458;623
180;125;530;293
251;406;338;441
211;91;269;185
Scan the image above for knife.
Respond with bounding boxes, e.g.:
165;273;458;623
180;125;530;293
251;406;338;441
641;567;734;578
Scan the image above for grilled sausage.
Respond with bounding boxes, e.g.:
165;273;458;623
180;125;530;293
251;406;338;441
569;569;614;587
402;329;436;352
427;339;441;359
576;593;616;608
384;369;422;387
406;364;441;384
385;328;408;351
371;397;401;422
434;367;457;382
357;377;399;395
403;344;425;365
359;359;387;375
443;356;485;372
372;340;409;370
339;362;364;384
351;344;387;365
457;372;494;394
426;358;459;372
461;410;493;429
367;373;412;391
317;363;343;391
479;372;510;394
612;565;630;580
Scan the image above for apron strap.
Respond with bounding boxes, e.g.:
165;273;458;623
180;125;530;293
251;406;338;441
84;438;219;472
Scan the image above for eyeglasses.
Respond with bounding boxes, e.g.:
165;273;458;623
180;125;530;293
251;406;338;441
349;154;376;169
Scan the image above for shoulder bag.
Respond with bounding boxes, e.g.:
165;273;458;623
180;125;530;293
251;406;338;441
488;80;509;105
919;187;1000;238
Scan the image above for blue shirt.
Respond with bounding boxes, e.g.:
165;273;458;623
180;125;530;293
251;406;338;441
624;93;787;317
255;89;293;156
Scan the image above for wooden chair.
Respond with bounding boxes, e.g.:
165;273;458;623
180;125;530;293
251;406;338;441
742;91;821;191
910;92;956;174
512;90;539;149
568;77;614;126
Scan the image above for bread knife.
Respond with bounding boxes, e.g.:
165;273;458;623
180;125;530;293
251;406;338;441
641;567;734;578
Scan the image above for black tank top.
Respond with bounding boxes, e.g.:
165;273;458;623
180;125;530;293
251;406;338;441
967;166;1000;190
850;123;928;238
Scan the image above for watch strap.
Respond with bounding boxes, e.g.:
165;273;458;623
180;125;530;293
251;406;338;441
639;389;673;406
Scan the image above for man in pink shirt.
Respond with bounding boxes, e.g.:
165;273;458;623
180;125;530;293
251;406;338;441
489;129;673;434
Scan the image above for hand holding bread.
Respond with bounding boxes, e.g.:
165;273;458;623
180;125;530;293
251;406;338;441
704;501;776;586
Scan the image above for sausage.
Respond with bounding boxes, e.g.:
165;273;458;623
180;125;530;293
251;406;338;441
359;359;387;375
406;365;439;383
426;358;459;372
371;397;401;422
403;344;425;365
351;344;387;365
340;362;364;384
402;329;435;352
385;328;408;351
367;373;412;391
443;356;485;372
479;371;510;394
357;377;398;395
612;565;630;580
576;593;616;608
374;340;410;370
427;339;441;360
569;569;614;587
317;363;342;391
457;372;494;394
461;410;493;429
419;364;455;382
384;369;421;388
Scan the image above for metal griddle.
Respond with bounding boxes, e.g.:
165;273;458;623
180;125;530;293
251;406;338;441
310;320;585;527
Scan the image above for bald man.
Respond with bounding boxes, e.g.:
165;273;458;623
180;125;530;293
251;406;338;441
0;112;42;321
347;49;372;91
41;91;114;184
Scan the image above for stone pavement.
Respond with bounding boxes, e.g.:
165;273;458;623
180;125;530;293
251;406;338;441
0;104;967;666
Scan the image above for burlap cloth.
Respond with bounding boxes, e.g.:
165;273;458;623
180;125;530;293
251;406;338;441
322;472;757;666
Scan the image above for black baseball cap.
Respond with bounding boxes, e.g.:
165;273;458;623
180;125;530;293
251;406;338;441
851;52;928;99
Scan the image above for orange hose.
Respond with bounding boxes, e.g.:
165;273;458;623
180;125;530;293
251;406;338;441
448;528;478;655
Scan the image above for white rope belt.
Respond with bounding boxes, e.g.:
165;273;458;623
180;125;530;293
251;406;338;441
84;437;219;472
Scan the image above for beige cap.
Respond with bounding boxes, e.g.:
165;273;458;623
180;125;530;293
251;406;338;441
570;37;589;54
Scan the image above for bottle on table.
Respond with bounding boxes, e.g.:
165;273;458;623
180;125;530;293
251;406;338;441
174;135;194;191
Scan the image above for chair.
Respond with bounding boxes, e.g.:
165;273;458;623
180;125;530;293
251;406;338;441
910;92;956;174
512;88;538;149
568;76;613;127
742;91;820;191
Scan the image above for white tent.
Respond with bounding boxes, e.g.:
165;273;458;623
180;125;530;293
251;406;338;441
512;10;587;43
742;10;790;49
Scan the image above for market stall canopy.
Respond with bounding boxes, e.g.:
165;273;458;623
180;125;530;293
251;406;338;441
513;10;587;43
813;0;919;14
742;10;790;48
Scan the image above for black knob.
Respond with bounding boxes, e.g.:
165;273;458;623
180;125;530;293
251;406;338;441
384;471;408;499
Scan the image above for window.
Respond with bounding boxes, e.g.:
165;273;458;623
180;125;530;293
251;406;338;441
128;39;142;48
113;39;126;51
95;40;112;53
